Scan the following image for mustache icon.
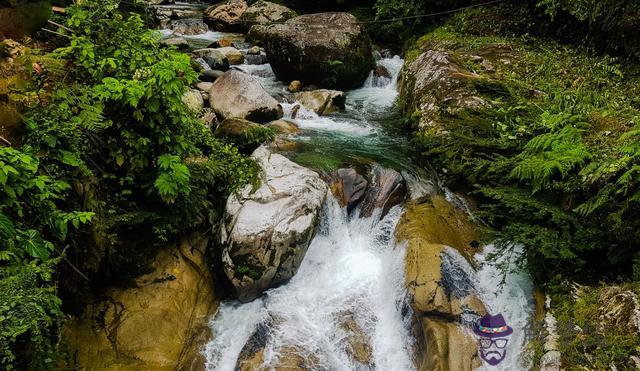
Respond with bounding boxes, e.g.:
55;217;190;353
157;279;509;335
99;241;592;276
483;350;502;359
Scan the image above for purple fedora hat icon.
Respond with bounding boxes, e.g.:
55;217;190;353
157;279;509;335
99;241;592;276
473;313;513;338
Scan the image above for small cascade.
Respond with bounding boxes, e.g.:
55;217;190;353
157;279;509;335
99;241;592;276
440;246;535;370
204;197;416;371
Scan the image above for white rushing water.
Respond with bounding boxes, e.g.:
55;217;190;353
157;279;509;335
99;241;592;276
204;198;416;370
204;55;535;370
442;245;535;370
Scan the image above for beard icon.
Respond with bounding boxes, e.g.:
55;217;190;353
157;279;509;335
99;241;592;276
473;313;513;366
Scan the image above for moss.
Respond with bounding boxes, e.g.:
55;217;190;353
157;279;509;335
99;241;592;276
549;283;640;369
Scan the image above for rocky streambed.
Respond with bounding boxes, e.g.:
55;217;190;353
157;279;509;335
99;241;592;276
65;2;536;370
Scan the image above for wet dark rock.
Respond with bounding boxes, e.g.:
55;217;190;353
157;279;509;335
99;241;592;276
244;52;268;65
358;166;406;218
248;12;375;89
200;69;225;82
331;168;368;212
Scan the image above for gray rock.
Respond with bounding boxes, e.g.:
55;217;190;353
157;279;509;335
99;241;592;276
244;53;268;65
209;70;283;123
248;12;375;89
331;168;368;211
168;19;208;35
220;146;328;302
193;48;230;71
196;82;213;92
398;49;488;132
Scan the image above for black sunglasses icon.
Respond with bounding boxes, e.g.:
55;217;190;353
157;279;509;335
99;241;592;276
479;338;508;349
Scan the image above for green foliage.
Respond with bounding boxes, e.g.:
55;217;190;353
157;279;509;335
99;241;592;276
0;262;62;370
1;0;259;367
406;23;640;282
550;283;640;369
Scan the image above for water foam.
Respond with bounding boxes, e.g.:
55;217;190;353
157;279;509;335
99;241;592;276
204;197;415;371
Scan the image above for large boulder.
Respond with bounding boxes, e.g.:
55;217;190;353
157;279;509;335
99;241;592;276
204;0;248;32
209;70;283;123
293;89;345;116
240;0;297;32
396;195;486;371
248;12;375;90
398;49;490;132
220;146;328;302
64;236;218;370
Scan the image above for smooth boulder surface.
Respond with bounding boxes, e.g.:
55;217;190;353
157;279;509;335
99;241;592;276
209;70;283;123
293;89;345;116
64;236;218;370
330;168;367;211
395;195;487;371
248;12;375;89
204;0;248;32
240;0;297;32
216;46;245;65
220;146;328;302
358;165;406;218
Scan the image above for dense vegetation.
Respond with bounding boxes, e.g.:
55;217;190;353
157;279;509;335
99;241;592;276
0;1;257;367
397;1;640;367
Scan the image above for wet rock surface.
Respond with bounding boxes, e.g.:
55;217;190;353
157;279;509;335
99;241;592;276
220;146;327;302
293;89;346;116
64;236;218;370
399;49;488;132
358;165;406;218
330;168;368;211
248;12;375;89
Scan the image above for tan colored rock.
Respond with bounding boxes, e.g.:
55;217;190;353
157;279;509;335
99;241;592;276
597;286;640;335
340;313;373;366
209;70;283;123
216;46;244;65
240;0;297;32
293;89;345;116
204;0;248;32
419;318;481;371
396;196;484;316
267;119;299;134
64;236;218;370
288;80;302;93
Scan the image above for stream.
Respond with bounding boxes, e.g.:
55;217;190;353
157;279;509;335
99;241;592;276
159;14;535;371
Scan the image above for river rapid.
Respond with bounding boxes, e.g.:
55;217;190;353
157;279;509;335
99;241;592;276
160;15;535;371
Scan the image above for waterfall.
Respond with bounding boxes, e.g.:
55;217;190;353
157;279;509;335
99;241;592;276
204;56;535;370
204;197;416;370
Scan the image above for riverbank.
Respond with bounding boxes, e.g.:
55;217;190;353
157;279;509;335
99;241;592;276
396;5;640;368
